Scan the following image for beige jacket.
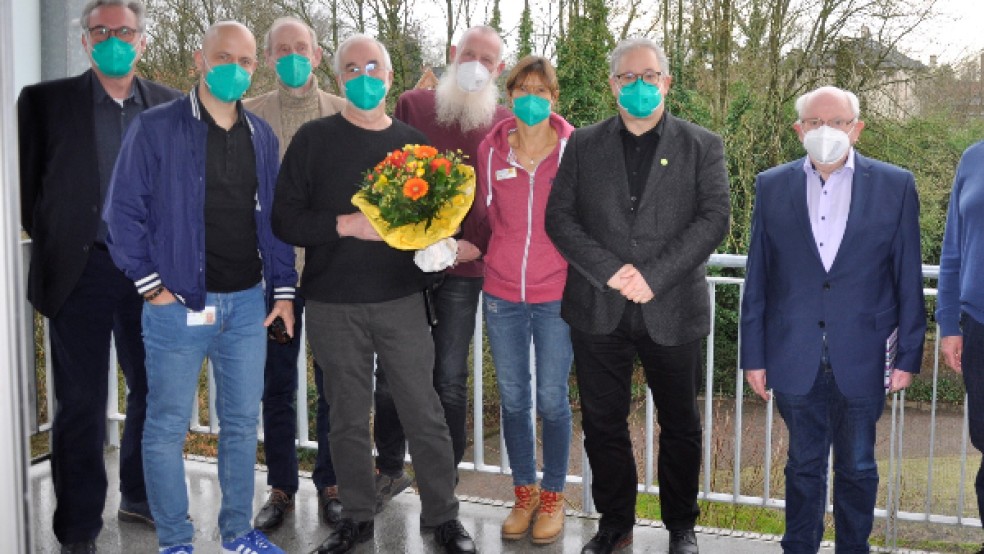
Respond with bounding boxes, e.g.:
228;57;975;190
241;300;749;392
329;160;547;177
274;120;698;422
245;84;347;160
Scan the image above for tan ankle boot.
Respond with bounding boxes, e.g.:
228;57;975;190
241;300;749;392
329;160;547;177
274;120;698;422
532;490;565;544
501;484;540;539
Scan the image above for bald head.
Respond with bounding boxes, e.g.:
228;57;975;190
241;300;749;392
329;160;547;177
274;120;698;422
196;20;258;76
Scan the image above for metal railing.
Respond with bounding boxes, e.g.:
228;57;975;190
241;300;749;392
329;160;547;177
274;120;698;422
34;254;979;546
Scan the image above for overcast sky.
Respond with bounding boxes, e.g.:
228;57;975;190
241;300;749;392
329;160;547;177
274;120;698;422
437;0;984;67
908;0;984;65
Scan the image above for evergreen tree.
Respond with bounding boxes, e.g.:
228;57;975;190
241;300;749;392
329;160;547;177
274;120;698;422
517;0;534;59
488;0;502;34
555;0;614;127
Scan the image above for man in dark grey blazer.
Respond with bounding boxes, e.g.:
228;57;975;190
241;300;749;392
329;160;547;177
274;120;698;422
546;37;730;554
17;1;180;551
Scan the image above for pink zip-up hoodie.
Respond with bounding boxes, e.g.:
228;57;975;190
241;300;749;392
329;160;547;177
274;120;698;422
474;112;575;304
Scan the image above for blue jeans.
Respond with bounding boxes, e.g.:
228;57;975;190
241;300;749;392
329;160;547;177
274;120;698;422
775;368;886;554
483;293;573;492
959;313;984;520
261;295;335;494
141;285;267;547
375;276;483;472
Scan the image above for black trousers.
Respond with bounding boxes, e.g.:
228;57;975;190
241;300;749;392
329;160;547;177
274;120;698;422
571;304;702;533
48;248;148;544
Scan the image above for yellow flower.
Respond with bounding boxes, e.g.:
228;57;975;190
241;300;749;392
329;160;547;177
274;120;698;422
416;167;425;177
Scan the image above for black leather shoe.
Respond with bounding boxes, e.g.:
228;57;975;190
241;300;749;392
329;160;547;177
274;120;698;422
319;486;343;526
253;488;294;531
433;519;476;554
118;496;155;528
668;528;699;554
581;527;632;554
314;518;374;553
60;540;96;554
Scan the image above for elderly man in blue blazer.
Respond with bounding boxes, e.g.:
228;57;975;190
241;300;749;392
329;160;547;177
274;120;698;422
740;85;925;553
546;37;731;554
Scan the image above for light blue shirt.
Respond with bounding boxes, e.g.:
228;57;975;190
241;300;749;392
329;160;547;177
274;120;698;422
803;149;855;272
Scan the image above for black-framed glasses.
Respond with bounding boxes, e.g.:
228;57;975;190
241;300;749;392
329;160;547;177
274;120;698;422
615;70;663;86
87;25;140;43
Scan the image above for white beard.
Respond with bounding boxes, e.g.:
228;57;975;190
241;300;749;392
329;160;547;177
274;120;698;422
435;63;500;133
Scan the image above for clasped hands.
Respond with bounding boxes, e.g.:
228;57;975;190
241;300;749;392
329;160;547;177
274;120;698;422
607;264;653;304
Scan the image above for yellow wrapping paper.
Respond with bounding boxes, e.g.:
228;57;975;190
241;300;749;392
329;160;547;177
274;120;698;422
351;164;476;251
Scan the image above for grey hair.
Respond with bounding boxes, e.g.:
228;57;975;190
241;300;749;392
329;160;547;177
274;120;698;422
794;86;861;120
264;16;318;56
333;34;392;74
455;25;504;64
609;37;669;78
80;0;145;31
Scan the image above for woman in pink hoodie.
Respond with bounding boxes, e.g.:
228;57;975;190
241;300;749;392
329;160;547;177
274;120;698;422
474;56;575;546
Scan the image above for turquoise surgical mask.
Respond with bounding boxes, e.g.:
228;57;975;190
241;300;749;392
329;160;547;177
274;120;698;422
276;53;312;88
513;94;551;127
90;36;137;78
203;59;252;103
345;74;387;111
618;78;662;118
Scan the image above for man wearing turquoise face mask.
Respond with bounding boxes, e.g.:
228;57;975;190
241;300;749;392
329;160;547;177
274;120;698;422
17;1;181;552
272;33;476;554
244;16;346;534
546;37;731;554
105;20;296;554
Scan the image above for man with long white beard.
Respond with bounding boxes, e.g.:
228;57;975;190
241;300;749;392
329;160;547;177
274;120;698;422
372;25;512;506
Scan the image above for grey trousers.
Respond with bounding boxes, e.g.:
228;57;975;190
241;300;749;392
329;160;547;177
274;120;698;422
306;293;459;526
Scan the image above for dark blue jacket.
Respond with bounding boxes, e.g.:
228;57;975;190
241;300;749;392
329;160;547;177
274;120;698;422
104;86;296;311
740;153;925;396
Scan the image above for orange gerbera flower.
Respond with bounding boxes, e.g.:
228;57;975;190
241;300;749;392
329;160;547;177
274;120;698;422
403;177;429;200
413;145;438;159
430;157;452;174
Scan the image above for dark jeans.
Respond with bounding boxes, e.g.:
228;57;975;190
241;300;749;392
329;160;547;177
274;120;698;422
775;367;885;554
960;312;984;522
48;248;148;544
374;275;483;473
262;296;335;493
570;304;702;533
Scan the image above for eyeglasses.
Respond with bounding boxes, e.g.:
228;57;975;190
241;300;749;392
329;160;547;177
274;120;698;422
344;62;382;76
87;25;141;43
799;117;857;131
614;70;663;86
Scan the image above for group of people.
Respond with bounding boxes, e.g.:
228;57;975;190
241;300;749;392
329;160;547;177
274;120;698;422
18;1;984;554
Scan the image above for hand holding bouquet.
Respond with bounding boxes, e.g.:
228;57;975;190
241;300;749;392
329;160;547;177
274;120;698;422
351;144;476;252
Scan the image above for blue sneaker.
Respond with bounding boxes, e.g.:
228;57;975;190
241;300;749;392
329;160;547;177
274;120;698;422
221;529;284;553
159;546;193;554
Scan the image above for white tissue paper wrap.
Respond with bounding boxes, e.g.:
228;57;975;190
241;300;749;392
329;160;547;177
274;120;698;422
414;238;458;272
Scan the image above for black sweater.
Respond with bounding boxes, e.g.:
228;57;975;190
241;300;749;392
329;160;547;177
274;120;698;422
272;114;429;303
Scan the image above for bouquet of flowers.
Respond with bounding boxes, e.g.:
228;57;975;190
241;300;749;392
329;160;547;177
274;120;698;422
351;144;476;252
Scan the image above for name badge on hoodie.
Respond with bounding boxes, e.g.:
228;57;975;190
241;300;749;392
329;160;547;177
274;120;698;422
495;167;517;181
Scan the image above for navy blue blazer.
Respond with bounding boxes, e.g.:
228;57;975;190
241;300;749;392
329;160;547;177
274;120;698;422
739;153;926;397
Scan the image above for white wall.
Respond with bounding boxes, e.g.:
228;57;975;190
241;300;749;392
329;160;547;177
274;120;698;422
1;0;36;549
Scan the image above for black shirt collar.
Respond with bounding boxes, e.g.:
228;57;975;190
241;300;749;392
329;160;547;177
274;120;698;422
617;111;666;141
91;74;143;107
195;84;248;129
